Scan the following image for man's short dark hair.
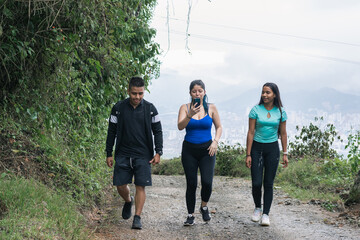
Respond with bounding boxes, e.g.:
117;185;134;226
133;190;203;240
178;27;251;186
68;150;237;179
129;77;145;89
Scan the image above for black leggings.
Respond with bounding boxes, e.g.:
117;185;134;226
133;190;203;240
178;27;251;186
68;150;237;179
251;140;280;215
181;140;216;214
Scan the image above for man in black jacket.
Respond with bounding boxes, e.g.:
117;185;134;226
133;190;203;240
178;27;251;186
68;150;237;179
105;77;163;230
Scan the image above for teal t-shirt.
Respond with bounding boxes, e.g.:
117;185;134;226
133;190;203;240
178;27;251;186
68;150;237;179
249;104;287;143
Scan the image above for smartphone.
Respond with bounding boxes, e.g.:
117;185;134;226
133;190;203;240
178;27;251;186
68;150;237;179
193;98;201;107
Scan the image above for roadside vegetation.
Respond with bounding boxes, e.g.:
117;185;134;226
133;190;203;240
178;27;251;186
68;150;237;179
1;0;159;239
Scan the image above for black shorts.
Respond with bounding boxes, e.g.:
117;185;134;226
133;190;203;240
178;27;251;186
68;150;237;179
113;156;152;186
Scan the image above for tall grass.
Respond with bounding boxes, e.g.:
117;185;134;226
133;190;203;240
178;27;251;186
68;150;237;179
0;174;89;240
276;157;354;210
277;157;353;192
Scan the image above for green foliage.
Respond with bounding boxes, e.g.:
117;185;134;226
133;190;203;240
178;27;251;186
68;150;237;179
0;0;159;203
215;143;249;178
0;2;160;238
289;117;342;160
34;131;109;204
152;157;184;175
345;130;360;174
0;174;88;240
1;0;160;100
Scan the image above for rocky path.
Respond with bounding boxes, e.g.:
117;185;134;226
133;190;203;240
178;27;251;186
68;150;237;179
87;175;360;240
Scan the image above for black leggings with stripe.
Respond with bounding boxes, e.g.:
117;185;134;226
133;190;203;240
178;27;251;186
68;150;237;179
181;140;216;214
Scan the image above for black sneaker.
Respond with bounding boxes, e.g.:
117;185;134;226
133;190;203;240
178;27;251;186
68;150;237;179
183;214;195;226
132;215;142;229
199;206;211;222
122;196;133;220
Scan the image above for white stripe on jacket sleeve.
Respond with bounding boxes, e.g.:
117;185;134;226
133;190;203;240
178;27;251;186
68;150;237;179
152;114;160;123
110;115;118;123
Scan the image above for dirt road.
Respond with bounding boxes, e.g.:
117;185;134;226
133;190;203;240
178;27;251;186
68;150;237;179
88;175;360;240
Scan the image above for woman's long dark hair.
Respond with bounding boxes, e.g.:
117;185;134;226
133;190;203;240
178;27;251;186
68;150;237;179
258;82;283;109
189;80;209;114
259;82;284;136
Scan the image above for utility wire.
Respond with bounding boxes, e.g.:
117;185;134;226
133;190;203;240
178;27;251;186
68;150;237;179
168;30;360;65
156;16;360;47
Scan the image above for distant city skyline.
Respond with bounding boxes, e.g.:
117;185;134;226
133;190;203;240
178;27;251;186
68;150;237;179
148;87;360;159
157;109;359;159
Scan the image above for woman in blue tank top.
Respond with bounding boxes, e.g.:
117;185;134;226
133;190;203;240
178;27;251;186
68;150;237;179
245;82;288;227
177;80;222;226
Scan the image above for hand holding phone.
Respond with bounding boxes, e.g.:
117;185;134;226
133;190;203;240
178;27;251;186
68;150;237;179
193;98;201;107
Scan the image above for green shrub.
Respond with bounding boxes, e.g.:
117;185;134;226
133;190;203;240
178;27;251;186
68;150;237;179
215;143;250;178
152;157;184;175
289;117;342;160
345;130;360;174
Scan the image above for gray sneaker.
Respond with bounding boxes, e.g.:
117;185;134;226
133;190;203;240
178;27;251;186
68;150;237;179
260;214;270;226
251;208;262;222
122;196;133;220
199;206;211;222
132;215;142;229
183;214;195;226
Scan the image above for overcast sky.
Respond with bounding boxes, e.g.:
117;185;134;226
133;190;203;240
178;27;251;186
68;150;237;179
146;0;360;108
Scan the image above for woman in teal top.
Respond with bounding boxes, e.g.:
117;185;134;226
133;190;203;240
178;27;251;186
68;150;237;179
246;82;288;227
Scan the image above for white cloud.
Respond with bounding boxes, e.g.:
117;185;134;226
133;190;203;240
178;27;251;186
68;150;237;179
160;50;226;69
149;0;360;98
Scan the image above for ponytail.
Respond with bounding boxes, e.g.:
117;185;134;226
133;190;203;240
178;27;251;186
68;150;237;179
203;94;209;114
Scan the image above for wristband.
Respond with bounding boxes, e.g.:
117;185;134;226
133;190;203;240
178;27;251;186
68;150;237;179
283;151;288;155
246;154;251;157
213;139;218;143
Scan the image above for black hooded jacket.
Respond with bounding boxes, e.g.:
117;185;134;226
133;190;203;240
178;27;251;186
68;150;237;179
105;98;163;158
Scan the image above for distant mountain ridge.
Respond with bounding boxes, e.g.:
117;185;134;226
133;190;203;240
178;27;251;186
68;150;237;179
219;87;360;114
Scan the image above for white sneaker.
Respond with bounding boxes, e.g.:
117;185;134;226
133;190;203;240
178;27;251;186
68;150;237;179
251;208;262;222
260;214;270;226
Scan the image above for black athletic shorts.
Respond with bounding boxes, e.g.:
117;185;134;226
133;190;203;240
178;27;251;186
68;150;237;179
113;156;152;186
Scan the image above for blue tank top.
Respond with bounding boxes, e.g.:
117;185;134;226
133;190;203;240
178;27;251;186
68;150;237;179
185;115;213;144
